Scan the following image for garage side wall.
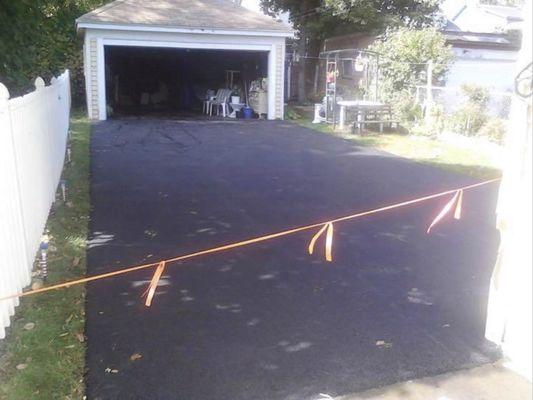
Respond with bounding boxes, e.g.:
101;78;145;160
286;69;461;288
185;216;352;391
275;44;284;119
84;35;100;120
82;28;289;120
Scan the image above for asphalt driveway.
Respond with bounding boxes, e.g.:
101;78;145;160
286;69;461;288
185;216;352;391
86;118;500;400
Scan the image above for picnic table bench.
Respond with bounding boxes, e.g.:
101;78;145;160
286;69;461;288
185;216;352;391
337;100;398;134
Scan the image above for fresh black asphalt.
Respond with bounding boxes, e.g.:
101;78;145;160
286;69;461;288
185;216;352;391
85;118;500;400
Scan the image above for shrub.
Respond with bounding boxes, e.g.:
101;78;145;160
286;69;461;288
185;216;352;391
479;118;507;144
461;84;490;108
369;28;454;98
447;105;487;136
446;84;490;136
427;103;446;136
285;107;302;120
388;90;423;124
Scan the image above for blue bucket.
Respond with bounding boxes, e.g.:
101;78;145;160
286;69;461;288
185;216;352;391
243;107;253;119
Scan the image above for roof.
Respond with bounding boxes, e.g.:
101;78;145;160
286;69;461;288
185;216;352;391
478;4;522;21
440;0;523;33
76;0;293;35
443;30;519;51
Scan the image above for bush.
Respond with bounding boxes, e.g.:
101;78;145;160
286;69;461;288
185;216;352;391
427;103;446;136
388;90;423;124
461;84;490;108
285;107;303;120
446;84;490;136
479;118;507;144
369;28;454;97
447;105;487;136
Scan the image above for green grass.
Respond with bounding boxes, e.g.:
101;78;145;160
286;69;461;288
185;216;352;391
286;105;502;180
0;111;91;400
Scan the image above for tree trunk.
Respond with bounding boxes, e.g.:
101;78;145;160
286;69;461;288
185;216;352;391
297;30;307;104
295;0;318;104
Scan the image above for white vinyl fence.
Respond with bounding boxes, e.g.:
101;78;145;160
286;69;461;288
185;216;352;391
0;70;71;339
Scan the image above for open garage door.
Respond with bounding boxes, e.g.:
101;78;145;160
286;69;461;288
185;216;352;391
104;46;269;118
77;0;293;120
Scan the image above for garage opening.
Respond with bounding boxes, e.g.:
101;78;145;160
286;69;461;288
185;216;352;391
104;46;269;118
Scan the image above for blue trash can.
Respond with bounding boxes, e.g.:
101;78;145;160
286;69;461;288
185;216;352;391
243;107;253;119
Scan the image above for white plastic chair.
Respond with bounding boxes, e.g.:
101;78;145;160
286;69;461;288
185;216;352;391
203;89;221;114
210;89;232;117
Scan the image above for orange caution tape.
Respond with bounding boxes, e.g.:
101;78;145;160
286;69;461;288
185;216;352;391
325;222;334;262
308;223;328;255
308;222;334;262
454;189;463;220
427;189;463;234
142;261;166;307
0;178;500;303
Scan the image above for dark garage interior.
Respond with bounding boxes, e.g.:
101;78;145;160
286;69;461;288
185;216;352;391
104;46;269;117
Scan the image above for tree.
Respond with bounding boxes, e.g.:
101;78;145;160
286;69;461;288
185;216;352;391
260;0;442;103
260;0;320;103
0;0;109;103
323;0;441;29
368;28;454;126
369;27;454;95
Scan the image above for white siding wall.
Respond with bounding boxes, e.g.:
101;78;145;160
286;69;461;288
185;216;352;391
485;0;532;380
0;71;71;339
89;38;100;120
447;47;518;92
275;44;284;119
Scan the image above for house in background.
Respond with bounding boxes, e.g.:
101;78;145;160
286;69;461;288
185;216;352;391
441;0;523;33
441;0;523;93
310;0;522;105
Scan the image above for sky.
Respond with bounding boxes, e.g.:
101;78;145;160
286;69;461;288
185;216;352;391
240;0;262;12
240;0;291;24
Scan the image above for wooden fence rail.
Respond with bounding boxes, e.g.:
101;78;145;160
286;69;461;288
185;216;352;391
0;70;71;338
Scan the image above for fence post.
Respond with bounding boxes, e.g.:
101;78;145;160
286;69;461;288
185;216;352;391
34;76;45;91
0;83;11;339
0;82;9;109
0;82;32;339
424;60;434;124
1;83;31;285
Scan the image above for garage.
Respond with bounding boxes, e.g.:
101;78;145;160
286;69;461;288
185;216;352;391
76;0;293;120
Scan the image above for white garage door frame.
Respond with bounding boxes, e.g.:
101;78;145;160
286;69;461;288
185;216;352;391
82;28;287;121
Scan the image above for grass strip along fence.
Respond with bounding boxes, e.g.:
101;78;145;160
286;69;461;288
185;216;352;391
0;112;90;400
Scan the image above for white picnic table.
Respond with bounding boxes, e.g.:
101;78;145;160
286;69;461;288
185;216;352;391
337;100;387;129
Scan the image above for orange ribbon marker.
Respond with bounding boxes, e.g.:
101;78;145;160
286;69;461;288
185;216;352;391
454;189;463;220
308;222;334;262
142;261;166;307
0;178;500;304
427;189;464;234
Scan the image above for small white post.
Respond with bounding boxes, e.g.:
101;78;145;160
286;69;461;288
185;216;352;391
0;82;11;338
0;83;9;112
339;105;346;128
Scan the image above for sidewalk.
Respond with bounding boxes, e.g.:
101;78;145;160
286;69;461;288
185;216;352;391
338;363;532;400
